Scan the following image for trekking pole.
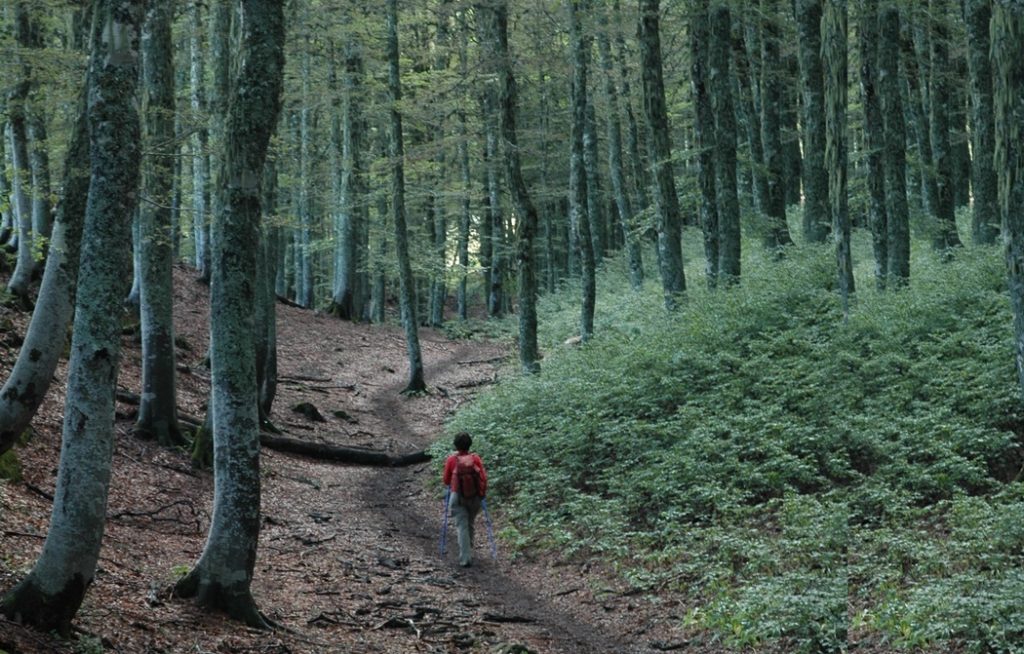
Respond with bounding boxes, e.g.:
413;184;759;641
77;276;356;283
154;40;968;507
480;498;498;560
439;487;451;558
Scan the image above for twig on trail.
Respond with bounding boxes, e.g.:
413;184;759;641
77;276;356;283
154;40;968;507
108;499;202;533
457;356;507;365
23;482;53;502
554;586;584;597
279;374;333;383
3;530;45;539
296;532;336;546
480;612;537;624
455;376;496;389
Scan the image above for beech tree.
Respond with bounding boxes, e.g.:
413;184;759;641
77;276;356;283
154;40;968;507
708;3;740;283
964;0;999;244
795;0;830;243
135;0;183;446
859;0;888;287
638;0;684;307
0;0;143;630
878;3;910;284
690;0;719;285
6;3;36;303
569;0;596;337
174;0;286;625
824;0;853;310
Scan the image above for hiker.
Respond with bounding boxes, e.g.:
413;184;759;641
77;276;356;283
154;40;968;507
442;432;488;567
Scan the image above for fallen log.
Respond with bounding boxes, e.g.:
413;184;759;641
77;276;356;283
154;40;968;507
259;433;431;467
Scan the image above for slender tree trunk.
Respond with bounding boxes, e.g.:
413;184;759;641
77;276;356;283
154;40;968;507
691;1;719;286
613;0;650;230
135;0;183;447
993;3;1024;396
259;159;278;418
583;98;606;260
783;53;803;207
639;0;685;308
795;0;830;242
927;0;963;251
0;1;143;631
27;108;52;246
484;0;540;372
297;41;314;309
6;5;35;302
824;0;853;313
457;13;472;320
879;4;910;284
569;0;596;339
189;0;209;283
964;0;998;244
385;0;426;393
0;97;89;455
174;0;285;627
734;19;769;225
0;121;10;245
598;4;643;290
903;17;939;220
859;0;888;288
709;3;741;284
759;0;794;251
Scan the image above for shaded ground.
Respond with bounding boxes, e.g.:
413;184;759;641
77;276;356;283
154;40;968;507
0;265;695;653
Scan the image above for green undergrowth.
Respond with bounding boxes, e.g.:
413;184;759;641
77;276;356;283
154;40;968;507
436;231;1024;653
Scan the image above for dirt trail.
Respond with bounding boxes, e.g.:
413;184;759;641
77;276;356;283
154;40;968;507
0;267;688;653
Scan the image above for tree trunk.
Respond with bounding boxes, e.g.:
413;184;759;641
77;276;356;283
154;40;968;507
691;1;719;286
189;0;209;283
613;0;651;232
964;0;998;244
0;0;143;631
0;98;89;455
174;0;285;628
734;17;769;227
824;0;853;312
598;4;643;290
859;0;888;288
385;0;426;393
136;0;183;447
927;0;963;251
638;0;685;308
903;16;939;220
709;3;741;284
297;42;314;309
795;0;830;242
27;107;52;246
993;3;1024;397
569;0;596;339
879;4;910;284
759;0;795;251
456;13;472;320
259;160;278;418
6;5;35;302
485;0;540;373
0;121;10;245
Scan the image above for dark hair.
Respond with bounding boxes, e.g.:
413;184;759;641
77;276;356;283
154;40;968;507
453;432;472;452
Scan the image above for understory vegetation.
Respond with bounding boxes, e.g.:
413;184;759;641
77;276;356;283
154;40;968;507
437;225;1024;653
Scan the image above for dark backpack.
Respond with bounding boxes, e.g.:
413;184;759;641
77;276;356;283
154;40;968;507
452;454;481;498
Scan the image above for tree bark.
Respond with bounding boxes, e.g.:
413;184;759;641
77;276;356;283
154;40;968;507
993;3;1024;397
189;0;209;283
691;1;719;286
824;0;853;313
174;0;285;628
6;3;35;302
136;0;183;447
878;4;910;284
964;0;998;244
859;0;888;288
759;0;794;251
569;0;596;339
0;0;143;631
709;3;741;284
456;13;472;321
385;0;426;393
795;0;830;242
638;0;685;308
927;0;963;251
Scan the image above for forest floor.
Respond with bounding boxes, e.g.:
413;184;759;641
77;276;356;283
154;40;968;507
0;265;700;654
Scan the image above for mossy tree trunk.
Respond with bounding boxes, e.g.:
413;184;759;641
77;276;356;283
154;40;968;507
0;0;143;632
189;0;210;283
136;0;183;447
597;4;643;290
709;3;741;284
824;0;854;311
993;2;1024;396
569;0;597;338
456;13;472;321
690;0;719;286
859;0;888;288
174;0;285;627
385;0;426;393
964;0;999;244
795;0;830;243
6;3;35;302
878;4;910;284
759;0;794;251
927;0;963;251
639;0;685;308
0;96;89;455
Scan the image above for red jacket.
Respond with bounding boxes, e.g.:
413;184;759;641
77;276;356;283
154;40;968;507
443;452;487;497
